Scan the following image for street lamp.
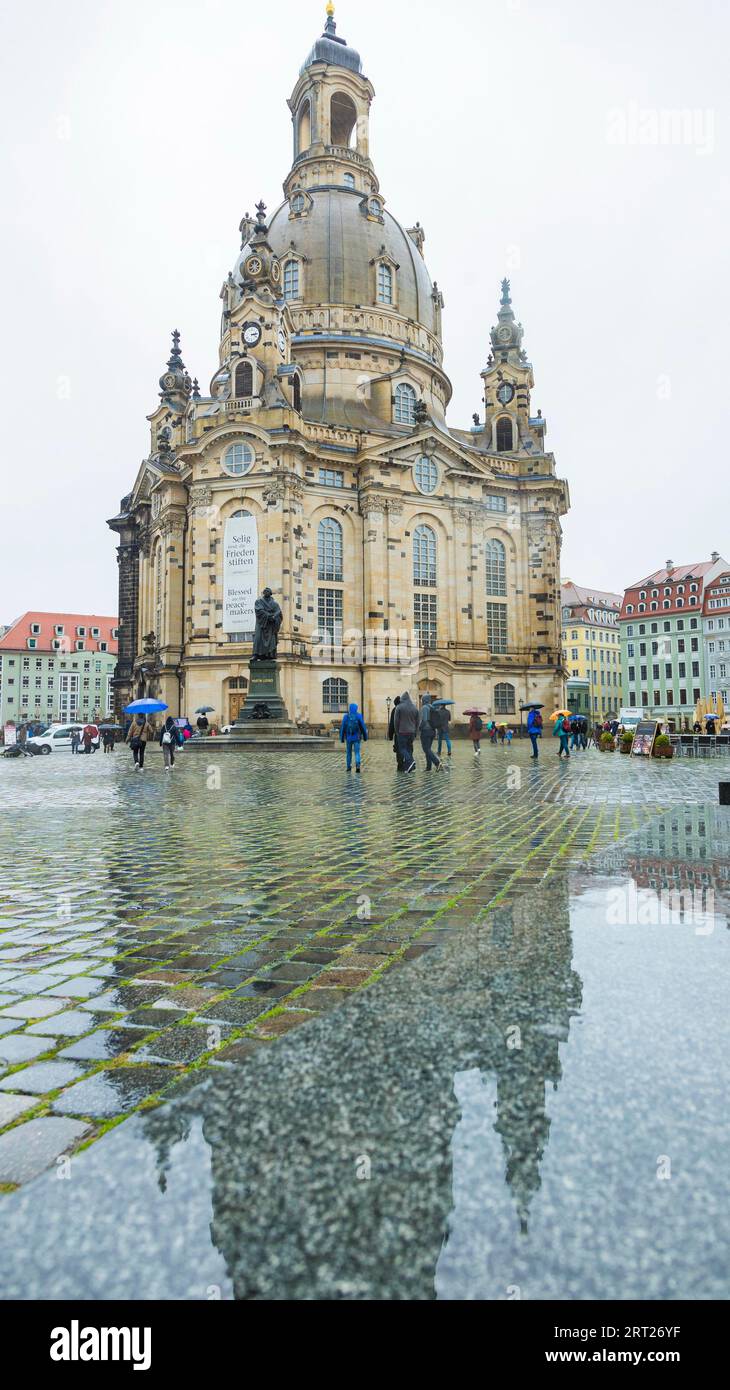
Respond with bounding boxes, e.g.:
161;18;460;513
385;694;392;737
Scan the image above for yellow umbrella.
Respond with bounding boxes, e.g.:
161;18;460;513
550;709;571;720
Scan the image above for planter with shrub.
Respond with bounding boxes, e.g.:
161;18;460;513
599;732;616;752
619;732;634;754
652;733;674;759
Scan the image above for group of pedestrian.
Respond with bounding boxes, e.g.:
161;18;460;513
124;714;184;771
386;692;449;773
70;724;99;754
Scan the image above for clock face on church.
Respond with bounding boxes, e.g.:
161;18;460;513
497;382;515;405
278;326;286;355
244;256;262;277
242;322;262;347
496;326;512;343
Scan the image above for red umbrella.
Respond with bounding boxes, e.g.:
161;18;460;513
462;708;487;715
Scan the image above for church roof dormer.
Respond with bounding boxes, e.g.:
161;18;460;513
300;3;363;76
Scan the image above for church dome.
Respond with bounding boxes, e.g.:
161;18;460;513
265;189;438;337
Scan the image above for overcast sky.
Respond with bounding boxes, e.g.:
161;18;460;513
1;0;727;621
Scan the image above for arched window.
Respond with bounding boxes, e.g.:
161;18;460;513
486;538;507;596
496;416;513;452
234;361;253;397
413;524;436;586
318;517;343;581
292;374;302;412
222;442;254;476
298;100;311;153
377;262;393;305
414;456;438;494
494;682;515;714
330;92;357;147
283;259;300;301
322;677;349;712
394;382;416;425
343;172;355;189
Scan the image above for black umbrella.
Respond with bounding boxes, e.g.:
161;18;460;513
520;702;544;710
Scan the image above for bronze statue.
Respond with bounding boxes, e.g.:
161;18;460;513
252;587;282;661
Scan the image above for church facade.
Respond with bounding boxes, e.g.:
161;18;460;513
108;7;569;730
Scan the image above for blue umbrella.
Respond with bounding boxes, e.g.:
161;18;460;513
124;699;168;714
431;699;454;706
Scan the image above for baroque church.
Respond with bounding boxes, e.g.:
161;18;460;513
108;5;569;729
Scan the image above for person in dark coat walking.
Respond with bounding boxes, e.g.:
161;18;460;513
388;696;405;770
433;702;452;758
419;694;446;771
393;691;419;772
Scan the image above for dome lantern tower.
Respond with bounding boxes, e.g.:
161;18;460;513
285;4;377;200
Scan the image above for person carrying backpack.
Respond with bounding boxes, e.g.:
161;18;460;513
468;712;484;755
160;715;182;771
419;694;446;772
526;707;542;758
553;713;570;758
339;701;368;772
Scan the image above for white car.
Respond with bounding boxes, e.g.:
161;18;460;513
26;724;100;754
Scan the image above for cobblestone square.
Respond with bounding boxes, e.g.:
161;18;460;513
0;741;728;1298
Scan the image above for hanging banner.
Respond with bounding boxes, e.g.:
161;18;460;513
223;513;258;632
4;722;17;747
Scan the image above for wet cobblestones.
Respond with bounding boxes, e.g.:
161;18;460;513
0;739;727;1186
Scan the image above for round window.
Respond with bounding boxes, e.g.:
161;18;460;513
222;442;255;476
369;198;382;216
414;456;438;494
291;193;305;213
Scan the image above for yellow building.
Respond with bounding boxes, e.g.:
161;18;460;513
109;9;569;729
561;581;623;721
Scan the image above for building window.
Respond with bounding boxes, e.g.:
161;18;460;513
485;494;507;512
319;468;344;487
317;588;343;647
292;374;302;412
414;456;438;493
290;193;305;213
494;682;515;714
322;677;348;712
222;442;254;476
318;517;343;581
495;417;513;452
394;382;416;426
413;525;436;586
234;361;254;397
486;601;507;653
343;173;355;189
414;592;437;649
485;538;507;596
283;259;300;300
377;262;393;305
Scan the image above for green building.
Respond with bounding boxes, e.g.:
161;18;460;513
0;612;118;730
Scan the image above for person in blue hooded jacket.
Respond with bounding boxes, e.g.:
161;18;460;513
340;702;368;772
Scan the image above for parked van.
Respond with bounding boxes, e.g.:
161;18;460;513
618;707;645;730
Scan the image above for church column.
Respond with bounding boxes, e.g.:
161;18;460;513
188;486;215;642
112;521;140;717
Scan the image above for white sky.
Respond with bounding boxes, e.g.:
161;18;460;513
0;0;728;620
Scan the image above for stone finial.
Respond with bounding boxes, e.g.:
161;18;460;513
192;378;201;400
500;278;511;306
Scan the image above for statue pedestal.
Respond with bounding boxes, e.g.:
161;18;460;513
234;660;289;724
